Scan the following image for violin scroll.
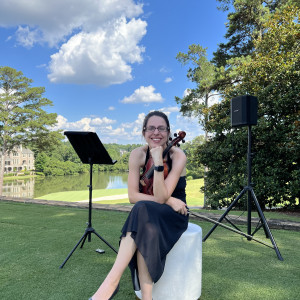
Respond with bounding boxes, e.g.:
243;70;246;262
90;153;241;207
169;131;186;147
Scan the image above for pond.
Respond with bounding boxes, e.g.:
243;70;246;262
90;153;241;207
2;172;128;198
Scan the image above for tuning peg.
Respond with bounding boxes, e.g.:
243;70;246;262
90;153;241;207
182;139;185;143
169;137;173;141
174;133;177;137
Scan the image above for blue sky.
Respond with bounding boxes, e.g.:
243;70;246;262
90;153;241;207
0;0;228;144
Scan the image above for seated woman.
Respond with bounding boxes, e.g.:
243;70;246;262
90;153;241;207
90;110;189;300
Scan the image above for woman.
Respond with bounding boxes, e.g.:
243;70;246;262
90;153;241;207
90;111;189;300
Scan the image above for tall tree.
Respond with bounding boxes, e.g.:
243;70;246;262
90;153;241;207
176;45;218;206
0;66;62;194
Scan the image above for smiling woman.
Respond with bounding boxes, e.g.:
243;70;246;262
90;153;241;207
89;111;188;300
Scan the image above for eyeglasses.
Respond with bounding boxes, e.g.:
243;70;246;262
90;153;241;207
144;126;169;132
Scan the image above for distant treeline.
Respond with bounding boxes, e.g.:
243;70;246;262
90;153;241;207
34;142;139;176
34;138;205;179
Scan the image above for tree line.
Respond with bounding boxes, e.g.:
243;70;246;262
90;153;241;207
34;142;137;176
34;138;205;179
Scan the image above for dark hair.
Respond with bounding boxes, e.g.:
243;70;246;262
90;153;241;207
142;110;170;135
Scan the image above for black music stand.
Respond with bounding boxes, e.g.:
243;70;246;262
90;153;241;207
59;131;118;269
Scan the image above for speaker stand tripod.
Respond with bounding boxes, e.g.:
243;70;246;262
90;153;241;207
59;131;118;269
201;125;283;261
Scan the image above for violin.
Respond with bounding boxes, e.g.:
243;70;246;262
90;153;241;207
139;131;186;195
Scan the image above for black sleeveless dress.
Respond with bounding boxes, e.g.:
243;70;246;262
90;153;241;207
120;147;189;291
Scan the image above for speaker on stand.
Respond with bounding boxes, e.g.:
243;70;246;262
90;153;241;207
202;95;283;260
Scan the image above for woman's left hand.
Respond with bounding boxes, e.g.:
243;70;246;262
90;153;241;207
166;197;188;216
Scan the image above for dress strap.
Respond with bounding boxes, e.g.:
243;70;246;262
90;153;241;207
143;146;150;172
167;151;172;172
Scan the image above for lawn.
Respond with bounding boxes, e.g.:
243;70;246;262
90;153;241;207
0;201;299;300
35;178;299;223
36;188;128;202
35;179;204;206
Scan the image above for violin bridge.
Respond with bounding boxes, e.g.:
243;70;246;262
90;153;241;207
140;179;146;186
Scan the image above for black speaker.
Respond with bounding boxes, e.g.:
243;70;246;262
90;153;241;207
231;95;258;127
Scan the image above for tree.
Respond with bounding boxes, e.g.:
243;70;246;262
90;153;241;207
181;135;205;180
197;4;299;209
176;45;219;206
0;66;62;194
213;0;296;67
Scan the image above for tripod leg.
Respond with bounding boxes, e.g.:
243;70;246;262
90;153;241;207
80;231;89;248
60;231;89;269
250;189;283;261
203;188;246;241
92;230;118;254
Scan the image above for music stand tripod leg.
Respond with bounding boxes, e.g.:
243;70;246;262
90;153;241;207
92;229;118;254
81;226;118;253
59;230;89;269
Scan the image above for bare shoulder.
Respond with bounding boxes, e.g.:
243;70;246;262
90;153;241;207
129;145;148;167
170;146;186;160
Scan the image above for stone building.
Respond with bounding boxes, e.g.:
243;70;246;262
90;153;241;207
3;145;35;174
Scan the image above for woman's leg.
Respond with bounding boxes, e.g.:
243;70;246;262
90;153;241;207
137;251;153;300
91;232;136;300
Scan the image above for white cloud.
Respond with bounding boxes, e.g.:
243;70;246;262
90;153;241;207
0;0;146;86
174;114;203;142
160;66;171;73
15;26;41;48
161;106;179;113
54;114;116;132
0;0;143;47
48;17;146;86
182;88;221;107
90;117;115;126
208;93;221;106
121;85;164;104
183;88;191;97
164;77;172;83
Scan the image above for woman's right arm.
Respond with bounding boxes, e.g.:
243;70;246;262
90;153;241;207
127;147;156;204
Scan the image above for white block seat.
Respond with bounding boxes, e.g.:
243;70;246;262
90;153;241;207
135;222;202;300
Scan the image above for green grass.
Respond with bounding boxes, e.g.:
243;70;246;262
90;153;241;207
36;188;128;202
0;201;299;300
186;178;204;206
35;178;204;206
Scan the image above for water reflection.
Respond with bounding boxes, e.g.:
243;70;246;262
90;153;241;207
2;178;35;198
106;175;128;189
2;172;128;198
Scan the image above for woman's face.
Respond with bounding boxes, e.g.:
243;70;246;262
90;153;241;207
143;115;169;149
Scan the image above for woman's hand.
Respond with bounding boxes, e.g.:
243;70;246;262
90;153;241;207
166;197;188;216
150;146;163;165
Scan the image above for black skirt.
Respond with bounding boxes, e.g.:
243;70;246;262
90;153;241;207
120;193;188;290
